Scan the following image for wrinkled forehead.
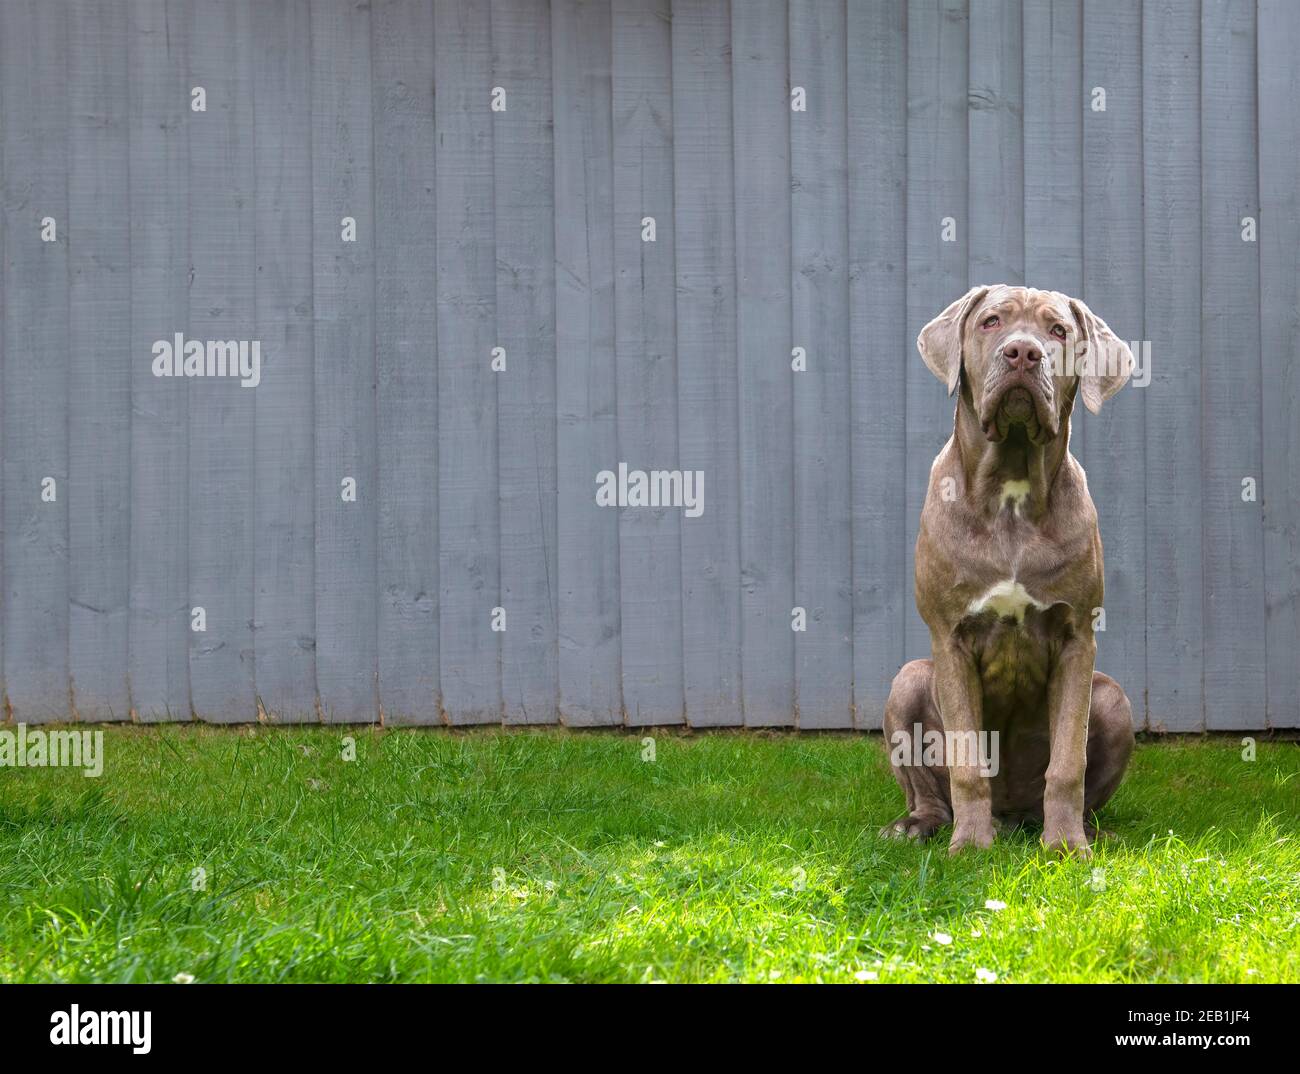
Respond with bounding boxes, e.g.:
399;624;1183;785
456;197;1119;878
972;286;1072;328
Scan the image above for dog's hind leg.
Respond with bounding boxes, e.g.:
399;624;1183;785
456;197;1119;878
879;660;953;841
1083;672;1135;830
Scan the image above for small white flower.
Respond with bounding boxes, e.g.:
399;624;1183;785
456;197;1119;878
932;931;953;946
984;899;1007;911
172;972;195;985
975;967;997;983
854;970;878;982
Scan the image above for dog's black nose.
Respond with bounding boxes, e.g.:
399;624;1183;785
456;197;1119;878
1001;339;1042;371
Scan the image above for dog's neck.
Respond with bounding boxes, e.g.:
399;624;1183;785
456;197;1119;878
954;389;1072;522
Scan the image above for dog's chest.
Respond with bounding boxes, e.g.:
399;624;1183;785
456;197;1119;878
965;578;1044;623
959;593;1059;711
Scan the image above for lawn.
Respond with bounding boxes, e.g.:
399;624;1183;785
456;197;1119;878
0;726;1295;983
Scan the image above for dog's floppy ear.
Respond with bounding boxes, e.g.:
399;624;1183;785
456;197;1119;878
1068;298;1133;414
917;286;990;396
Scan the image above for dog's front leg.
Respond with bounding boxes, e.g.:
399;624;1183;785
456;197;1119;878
932;641;995;853
1043;632;1096;856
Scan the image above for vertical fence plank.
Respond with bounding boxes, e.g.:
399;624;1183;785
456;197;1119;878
733;0;794;726
494;0;558;725
847;0;907;727
672;0;741;727
253;0;316;722
127;0;190;722
1144;0;1203;731
188;0;256;722
373;0;438;724
1201;0;1264;730
1082;0;1147;727
612;0;684;726
435;0;500;725
1259;0;1300;729
312;0;378;722
967;0;1023;287
1;0;70;723
69;0;131;720
1023;0;1082;293
553;0;622;725
905;0;969;660
789;0;851;727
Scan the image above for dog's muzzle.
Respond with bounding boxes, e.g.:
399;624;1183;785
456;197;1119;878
980;337;1059;442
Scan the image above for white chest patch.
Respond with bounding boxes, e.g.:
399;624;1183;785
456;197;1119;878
999;479;1032;514
967;579;1048;623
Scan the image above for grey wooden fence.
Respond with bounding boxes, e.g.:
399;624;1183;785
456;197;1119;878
0;0;1295;730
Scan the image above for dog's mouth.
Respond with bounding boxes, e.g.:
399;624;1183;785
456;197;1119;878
981;383;1058;444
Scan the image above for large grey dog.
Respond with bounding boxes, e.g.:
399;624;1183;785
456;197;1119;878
882;285;1135;858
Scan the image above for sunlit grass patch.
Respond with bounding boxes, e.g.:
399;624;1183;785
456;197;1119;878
0;726;1295;982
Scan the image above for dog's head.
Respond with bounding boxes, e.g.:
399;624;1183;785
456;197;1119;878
917;285;1134;444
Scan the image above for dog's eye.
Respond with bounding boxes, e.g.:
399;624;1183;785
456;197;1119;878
980;315;1000;329
1051;324;1067;339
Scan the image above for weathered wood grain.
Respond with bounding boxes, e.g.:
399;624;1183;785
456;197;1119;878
847;0;908;728
69;0;131;720
672;0;742;727
1143;0;1204;731
311;0;379;722
790;0;852;728
253;0;317;722
373;0;438;724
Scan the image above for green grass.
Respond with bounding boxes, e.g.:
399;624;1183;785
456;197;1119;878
0;726;1296;983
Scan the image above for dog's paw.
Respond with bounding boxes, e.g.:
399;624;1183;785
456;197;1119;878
1042;825;1092;858
879;813;947;842
947;822;996;855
